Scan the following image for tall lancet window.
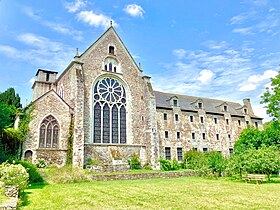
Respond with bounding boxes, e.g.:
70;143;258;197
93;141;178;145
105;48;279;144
93;77;127;144
39;115;59;148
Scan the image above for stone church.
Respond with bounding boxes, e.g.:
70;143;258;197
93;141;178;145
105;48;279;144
23;26;263;168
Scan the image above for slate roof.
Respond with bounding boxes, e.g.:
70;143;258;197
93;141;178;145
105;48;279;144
154;91;262;119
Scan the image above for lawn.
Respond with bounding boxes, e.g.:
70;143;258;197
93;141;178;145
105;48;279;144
20;176;280;210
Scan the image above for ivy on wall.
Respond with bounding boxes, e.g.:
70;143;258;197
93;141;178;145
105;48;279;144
66;115;74;165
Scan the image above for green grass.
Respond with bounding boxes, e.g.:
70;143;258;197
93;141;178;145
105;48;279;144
20;177;280;210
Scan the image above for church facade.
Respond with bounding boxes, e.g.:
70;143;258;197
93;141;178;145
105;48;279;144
23;27;263;168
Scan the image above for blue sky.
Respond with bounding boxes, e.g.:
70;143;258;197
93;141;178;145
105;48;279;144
0;0;279;121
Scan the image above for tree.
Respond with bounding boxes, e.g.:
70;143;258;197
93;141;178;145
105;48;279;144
0;88;21;108
261;71;280;121
243;146;280;181
234;126;262;153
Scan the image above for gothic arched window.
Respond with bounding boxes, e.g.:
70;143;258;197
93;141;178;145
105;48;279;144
39;115;59;148
93;77;127;144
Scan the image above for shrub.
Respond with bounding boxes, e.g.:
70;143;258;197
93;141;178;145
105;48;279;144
171;159;180;170
36;159;47;168
159;158;172;171
128;153;141;170
207;152;227;176
87;158;102;166
0;161;29;193
143;163;152;170
183;150;208;170
16;160;44;184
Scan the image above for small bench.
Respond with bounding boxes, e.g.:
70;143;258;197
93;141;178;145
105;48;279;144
243;174;265;184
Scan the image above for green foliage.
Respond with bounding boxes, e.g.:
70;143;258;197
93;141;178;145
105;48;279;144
262;121;280;147
143;163;152;170
86;158;101;166
183;150;208;170
0;88;21;109
227;146;280;180
0;161;29;193
128;153;142;170
159;158;172;171
207;152;227;176
0;103;15;131
159;158;181;171
16;160;44;184
234;126;262;153
36;159;47;168
66;116;74;165
261;71;280;121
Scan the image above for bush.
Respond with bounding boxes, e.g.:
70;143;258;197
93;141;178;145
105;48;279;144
207;152;227;176
86;158;101;166
36;159;47;168
143;163;152;170
159;158;181;171
128;153;141;170
183;150;208;170
0;161;29;193
16;161;43;184
159;159;172;171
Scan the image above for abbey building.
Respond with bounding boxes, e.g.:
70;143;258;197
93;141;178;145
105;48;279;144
23;26;263;168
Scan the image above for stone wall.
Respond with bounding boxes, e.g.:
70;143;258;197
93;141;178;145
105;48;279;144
23;91;72;166
87;170;198;181
156;107;262;159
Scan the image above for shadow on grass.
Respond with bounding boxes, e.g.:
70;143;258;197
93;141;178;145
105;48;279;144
19;182;48;207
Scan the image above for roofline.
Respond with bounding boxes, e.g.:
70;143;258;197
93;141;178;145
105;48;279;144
36;69;58;76
79;26;143;74
32;89;73;110
55;61;84;84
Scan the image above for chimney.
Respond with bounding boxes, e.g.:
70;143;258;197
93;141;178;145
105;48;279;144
243;98;254;115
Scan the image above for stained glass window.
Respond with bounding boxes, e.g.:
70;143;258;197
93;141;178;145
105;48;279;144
93;77;127;144
39;115;59;148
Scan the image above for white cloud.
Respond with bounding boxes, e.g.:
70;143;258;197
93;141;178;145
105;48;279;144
233;27;254;35
173;49;187;59
230;10;256;25
123;4;145;17
248;70;278;83
202;41;228;50
197;70;214;84
239;83;257;91
23;6;83;40
77;10;118;29
64;0;86;13
29;77;35;86
0;33;74;71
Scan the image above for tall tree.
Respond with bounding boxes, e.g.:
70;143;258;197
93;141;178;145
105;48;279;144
261;71;280;121
0;88;21;109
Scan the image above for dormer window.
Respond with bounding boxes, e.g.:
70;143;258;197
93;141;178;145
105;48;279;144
224;105;228;112
46;73;50;82
109;46;115;54
173;99;178;107
198;102;203;109
244;108;247;114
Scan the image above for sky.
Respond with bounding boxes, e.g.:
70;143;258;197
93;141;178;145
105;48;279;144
0;0;279;122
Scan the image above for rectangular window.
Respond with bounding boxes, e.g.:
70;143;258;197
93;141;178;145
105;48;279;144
255;122;258;128
244;108;247;114
226;119;229;125
228;134;231;141
202;133;206;140
198;102;203;109
165;131;168;138
203;148;208;152
190;115;194;122
165;147;171;160
200;116;204;123
224;106;228;112
177;148;183;161
229;148;234;156
163;113;167;120
238;120;241;126
173;99;178;107
175;114;179;121
216;134;219;140
46;73;50;81
177;132;180;139
192;132;195;140
246;121;249;127
214;117;218;124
